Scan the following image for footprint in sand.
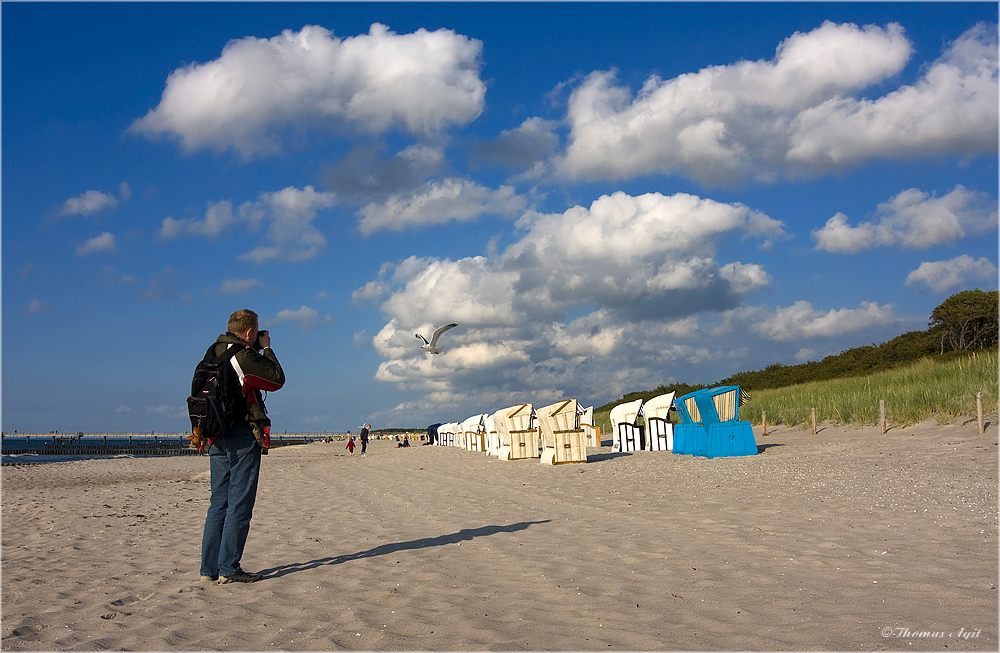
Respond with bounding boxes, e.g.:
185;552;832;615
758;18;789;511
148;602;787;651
109;593;154;606
100;612;131;620
8;624;44;637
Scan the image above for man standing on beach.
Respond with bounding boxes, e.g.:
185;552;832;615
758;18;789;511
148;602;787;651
200;309;285;584
360;423;370;457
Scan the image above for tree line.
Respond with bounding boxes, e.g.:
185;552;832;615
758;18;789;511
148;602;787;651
597;288;998;414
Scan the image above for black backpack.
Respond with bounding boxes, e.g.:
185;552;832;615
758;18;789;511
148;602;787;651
186;343;247;449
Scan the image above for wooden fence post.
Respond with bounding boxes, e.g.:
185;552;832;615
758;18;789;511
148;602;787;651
811;407;817;436
880;400;887;434
977;391;985;434
761;411;767;437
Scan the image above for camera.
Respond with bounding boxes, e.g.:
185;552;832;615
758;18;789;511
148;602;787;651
252;329;268;350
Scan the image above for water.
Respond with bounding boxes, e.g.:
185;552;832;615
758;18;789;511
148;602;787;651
1;434;320;465
2;452;142;465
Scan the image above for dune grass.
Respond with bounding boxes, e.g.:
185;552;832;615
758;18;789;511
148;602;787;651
594;349;998;432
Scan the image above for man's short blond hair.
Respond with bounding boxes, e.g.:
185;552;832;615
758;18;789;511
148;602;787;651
228;309;258;335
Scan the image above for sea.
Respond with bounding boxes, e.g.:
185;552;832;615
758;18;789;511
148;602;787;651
1;434;324;465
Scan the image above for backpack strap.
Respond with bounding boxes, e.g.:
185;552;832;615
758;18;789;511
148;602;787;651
204;341;247;362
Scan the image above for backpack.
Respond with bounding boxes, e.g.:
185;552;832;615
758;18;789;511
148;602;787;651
186;343;247;450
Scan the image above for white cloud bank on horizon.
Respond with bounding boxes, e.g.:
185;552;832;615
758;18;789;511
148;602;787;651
130;24;486;158
555;21;997;186
812;185;998;252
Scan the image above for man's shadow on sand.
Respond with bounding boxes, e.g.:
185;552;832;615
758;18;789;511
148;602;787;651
259;520;551;579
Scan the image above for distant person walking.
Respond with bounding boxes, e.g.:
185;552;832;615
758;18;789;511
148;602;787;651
200;309;285;584
346;437;355;455
360;424;370;457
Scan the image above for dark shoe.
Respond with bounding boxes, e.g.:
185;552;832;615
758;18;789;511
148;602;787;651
218;569;263;584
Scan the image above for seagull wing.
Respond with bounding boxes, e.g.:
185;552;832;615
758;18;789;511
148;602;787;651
427;323;458;347
415;333;429;345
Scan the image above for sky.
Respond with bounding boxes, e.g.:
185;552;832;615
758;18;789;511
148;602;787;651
2;2;997;434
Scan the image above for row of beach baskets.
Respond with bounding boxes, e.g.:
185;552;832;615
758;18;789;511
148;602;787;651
431;385;757;465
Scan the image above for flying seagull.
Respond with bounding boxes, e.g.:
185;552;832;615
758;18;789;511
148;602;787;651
416;323;458;354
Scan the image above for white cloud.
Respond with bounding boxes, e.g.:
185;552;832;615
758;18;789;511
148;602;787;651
213;278;262;295
146;405;187;419
160;200;242;239
810;212;875;254
351;280;390;303
365;191;787;400
753;300;899;342
813;185;997;252
272;305;322;330
130;24;486;158
241;186;337;263
358;179;524;234
63;190;117;215
59;183;130;216
76;232;116;256
788;23;999;172
26;299;52;314
161;186;336;263
719;262;771;294
795;348;817;362
906;255;999;293
556;22;997;185
373;192;784;335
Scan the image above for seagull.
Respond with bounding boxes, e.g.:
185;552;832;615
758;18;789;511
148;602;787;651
415;323;458;354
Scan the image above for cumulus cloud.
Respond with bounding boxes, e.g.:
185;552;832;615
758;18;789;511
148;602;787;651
906;255;998;293
58;183;130;217
361;190;790;405
272;305;323;330
812;185;997;252
788;23;998;172
130;24;486;158
76;232;116;256
753;300;899;342
351;280;390;303
556;22;997;185
160;185;336;262
358;179;525;234
160;200;244;239
242;186;337;262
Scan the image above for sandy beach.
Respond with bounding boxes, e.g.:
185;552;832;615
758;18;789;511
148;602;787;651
2;420;996;651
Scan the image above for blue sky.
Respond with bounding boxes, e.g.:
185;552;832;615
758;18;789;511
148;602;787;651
3;2;997;434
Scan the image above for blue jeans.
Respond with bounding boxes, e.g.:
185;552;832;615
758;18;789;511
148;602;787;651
200;426;261;578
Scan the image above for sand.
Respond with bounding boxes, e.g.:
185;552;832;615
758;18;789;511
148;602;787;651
2;420;997;651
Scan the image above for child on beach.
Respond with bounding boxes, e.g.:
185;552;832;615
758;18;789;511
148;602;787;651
346;437;355;454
